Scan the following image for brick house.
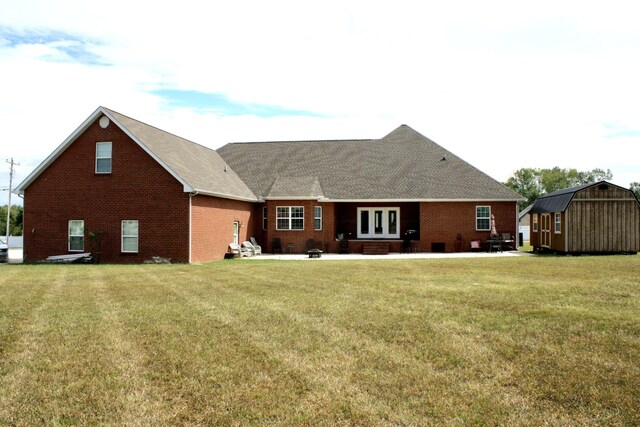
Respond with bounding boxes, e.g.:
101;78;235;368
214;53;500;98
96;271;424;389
15;106;522;262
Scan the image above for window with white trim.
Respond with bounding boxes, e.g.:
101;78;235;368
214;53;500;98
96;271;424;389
314;206;322;230
96;142;112;174
532;214;538;232
122;220;139;253
357;207;400;238
555;213;561;233
476;206;491;231
68;220;84;252
262;206;267;230
276;206;304;230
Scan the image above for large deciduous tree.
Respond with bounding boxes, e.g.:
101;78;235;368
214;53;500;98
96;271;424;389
505;167;613;209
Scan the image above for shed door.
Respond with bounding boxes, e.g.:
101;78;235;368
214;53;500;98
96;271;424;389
541;214;551;247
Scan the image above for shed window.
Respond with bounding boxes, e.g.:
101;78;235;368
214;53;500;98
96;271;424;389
532;214;538;232
68;220;84;252
555;213;561;234
276;206;304;230
96;142;112;174
476;206;491;231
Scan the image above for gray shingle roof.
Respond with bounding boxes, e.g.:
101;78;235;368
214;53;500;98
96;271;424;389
217;125;522;201
105;108;257;201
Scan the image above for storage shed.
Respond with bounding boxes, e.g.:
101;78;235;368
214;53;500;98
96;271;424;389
530;181;640;254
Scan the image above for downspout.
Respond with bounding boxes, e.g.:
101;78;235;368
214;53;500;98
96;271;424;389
189;191;199;263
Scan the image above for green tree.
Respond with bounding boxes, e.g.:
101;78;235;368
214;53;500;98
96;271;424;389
0;205;23;236
505;167;613;210
630;182;640;199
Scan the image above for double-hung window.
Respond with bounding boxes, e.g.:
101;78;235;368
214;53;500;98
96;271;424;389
276;206;304;230
357;207;399;238
555;213;562;233
122;220;139;253
96;142;112;174
532;214;538;232
262;206;268;230
476;206;491;231
314;206;322;230
68;220;84;252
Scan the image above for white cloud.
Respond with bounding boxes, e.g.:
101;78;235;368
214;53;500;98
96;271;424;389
1;0;639;198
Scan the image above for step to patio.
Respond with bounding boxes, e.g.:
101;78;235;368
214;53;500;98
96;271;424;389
362;242;389;255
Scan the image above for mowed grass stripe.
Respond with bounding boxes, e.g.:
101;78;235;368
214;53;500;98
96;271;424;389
0;255;638;425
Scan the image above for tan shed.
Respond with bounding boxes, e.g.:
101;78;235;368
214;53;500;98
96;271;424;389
530;181;640;254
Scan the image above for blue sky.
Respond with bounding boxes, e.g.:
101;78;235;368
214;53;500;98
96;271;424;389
1;0;639;200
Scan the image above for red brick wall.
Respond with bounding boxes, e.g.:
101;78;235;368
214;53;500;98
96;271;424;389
23;114;190;263
263;200;334;253
420;201;518;252
190;195;255;261
259;200;517;254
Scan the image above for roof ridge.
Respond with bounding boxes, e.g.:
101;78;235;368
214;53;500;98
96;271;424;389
225;138;375;145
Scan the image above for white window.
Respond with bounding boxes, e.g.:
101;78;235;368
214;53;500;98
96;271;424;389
532;214;538;232
68;220;84;252
555;213;561;233
96;142;112;174
476;206;491;231
276;206;304;230
122;220;139;253
314;206;322;230
357;207;400;238
262;206;267;230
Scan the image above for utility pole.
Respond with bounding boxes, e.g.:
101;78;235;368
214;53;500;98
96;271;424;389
5;158;19;244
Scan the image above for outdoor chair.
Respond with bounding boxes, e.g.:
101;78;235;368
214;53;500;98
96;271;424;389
250;237;262;254
229;242;250;257
470;240;482;252
242;241;260;256
501;233;515;250
338;238;350;254
272;237;282;254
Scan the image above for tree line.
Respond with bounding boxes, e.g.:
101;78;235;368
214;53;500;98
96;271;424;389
504;167;640;210
1;205;23;236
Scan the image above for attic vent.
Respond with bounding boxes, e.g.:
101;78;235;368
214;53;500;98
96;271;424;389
598;184;609;190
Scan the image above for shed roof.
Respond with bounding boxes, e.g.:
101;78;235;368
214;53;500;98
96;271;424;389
217;125;522;201
530;181;631;213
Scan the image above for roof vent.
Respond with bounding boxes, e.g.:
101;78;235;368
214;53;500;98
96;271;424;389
441;156;446;161
224;166;228;172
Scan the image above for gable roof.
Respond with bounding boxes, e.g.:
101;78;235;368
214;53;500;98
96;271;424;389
15;107;257;202
217;125;522;201
530;181;635;213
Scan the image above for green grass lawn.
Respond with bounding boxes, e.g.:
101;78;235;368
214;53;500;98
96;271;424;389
1;255;638;426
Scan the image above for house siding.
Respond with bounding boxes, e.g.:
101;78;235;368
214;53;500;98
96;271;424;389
23;115;190;263
190;195;256;261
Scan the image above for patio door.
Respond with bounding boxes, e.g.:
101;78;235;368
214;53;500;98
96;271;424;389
357;207;400;239
233;221;240;245
540;214;551;247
